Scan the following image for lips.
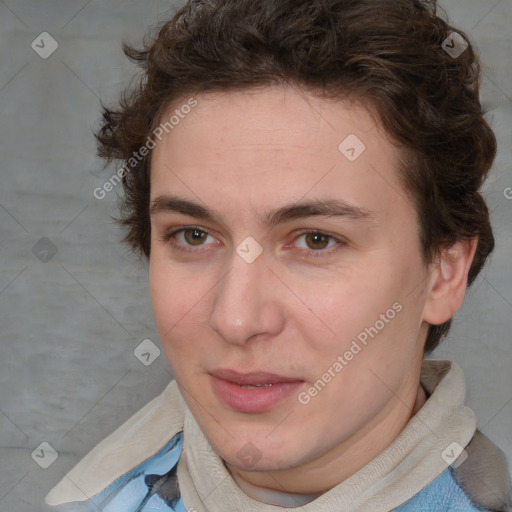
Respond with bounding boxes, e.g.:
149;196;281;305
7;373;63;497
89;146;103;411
210;368;302;386
209;368;304;413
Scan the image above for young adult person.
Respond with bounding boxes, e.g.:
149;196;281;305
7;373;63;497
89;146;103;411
46;1;511;510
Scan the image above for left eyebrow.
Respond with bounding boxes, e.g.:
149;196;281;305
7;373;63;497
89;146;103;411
149;194;375;227
265;198;374;227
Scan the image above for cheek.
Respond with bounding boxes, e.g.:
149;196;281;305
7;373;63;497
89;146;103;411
288;265;394;346
149;256;220;370
149;258;197;347
149;266;179;331
150;251;208;324
292;254;424;370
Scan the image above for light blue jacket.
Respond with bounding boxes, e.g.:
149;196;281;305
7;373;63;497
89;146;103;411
52;431;509;512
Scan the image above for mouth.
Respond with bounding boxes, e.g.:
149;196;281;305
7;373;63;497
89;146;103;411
211;368;302;385
209;368;304;413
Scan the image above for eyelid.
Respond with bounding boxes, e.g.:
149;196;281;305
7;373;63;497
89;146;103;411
288;229;346;257
161;225;219;250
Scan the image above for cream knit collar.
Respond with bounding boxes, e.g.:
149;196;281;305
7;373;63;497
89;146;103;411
46;360;476;511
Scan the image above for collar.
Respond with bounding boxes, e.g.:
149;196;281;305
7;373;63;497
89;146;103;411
45;378;186;505
47;360;476;509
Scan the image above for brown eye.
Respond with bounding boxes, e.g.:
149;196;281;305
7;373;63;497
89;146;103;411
183;229;208;246
304;232;330;250
161;226;219;254
292;230;344;259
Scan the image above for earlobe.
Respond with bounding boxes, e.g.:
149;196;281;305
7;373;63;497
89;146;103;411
422;238;478;325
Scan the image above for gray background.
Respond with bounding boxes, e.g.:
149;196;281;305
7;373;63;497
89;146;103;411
0;1;510;510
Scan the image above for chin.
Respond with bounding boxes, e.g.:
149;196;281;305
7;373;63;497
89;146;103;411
223;450;301;473
212;431;309;473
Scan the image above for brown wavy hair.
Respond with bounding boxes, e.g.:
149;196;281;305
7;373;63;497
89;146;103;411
95;0;496;353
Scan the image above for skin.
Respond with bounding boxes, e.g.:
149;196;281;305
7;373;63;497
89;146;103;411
148;84;476;496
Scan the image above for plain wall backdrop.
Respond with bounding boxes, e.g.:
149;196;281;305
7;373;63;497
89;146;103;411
0;1;510;510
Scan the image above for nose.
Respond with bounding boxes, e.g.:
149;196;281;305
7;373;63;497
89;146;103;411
208;248;285;346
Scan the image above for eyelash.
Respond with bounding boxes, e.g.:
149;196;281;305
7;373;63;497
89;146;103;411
160;226;345;259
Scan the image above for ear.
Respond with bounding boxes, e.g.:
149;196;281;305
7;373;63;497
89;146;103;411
422;238;478;325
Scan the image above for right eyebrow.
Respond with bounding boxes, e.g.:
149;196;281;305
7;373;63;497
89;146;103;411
150;195;221;223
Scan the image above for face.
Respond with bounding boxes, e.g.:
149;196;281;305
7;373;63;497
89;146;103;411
149;85;433;487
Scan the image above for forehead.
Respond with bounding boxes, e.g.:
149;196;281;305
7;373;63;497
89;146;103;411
149;85;414;224
157;85;387;153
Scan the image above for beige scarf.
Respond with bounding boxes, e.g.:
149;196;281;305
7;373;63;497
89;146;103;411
46;360;481;510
